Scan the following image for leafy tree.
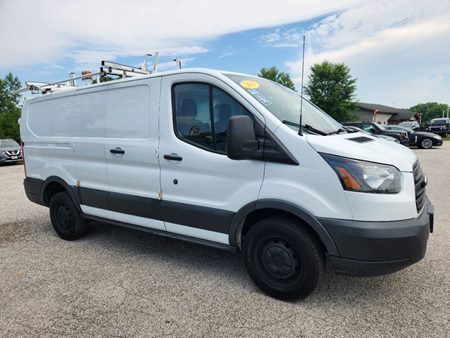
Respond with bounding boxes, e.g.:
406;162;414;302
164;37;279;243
258;66;296;90
409;102;449;123
305;61;357;122
0;73;22;142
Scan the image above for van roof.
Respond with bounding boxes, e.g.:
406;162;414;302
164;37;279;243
25;68;253;101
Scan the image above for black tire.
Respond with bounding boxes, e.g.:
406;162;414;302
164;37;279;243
419;137;433;149
49;191;89;240
243;217;324;300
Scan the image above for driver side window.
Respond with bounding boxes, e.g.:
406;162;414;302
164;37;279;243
173;83;251;153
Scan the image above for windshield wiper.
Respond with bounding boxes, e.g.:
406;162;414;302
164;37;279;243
282;120;329;136
328;128;347;135
282;120;300;127
303;124;329;136
282;120;329;135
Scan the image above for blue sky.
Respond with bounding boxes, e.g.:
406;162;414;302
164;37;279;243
1;20;315;86
1;0;449;108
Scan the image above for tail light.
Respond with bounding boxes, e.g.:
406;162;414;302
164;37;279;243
21;141;26;177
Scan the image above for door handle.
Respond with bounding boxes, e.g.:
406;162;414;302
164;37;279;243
164;153;183;161
110;147;125;155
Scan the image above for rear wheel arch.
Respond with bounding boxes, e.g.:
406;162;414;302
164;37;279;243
229;199;339;256
41;176;81;211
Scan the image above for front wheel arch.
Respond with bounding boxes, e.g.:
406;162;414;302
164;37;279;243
229;200;339;256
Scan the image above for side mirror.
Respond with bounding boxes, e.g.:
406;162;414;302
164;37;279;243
227;115;258;160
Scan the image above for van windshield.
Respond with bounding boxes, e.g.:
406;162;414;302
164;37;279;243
224;74;342;135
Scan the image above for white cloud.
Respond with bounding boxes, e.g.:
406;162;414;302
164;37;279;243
156;57;195;71
284;0;450;107
217;52;234;59
260;28;305;48
0;0;356;69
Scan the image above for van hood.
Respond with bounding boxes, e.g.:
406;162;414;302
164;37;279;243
306;132;416;172
0;147;21;152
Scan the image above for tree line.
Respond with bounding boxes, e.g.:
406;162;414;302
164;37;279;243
0;64;447;142
259;63;448;124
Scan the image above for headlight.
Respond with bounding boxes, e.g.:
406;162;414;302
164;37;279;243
433;135;442;140
321;154;401;194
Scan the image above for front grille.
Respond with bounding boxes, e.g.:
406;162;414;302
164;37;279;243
5;150;20;156
413;160;426;213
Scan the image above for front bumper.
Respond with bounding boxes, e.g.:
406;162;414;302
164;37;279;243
320;197;433;276
433;139;443;146
0;155;23;163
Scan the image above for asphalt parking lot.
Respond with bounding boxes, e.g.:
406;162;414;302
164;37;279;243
1;144;449;337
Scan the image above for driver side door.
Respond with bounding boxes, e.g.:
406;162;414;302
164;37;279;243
158;73;266;244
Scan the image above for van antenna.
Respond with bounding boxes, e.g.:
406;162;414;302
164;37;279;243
298;35;306;136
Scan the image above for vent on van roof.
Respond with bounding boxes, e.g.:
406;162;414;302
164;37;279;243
346;136;374;143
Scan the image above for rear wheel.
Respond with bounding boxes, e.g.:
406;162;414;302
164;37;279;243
243;217;324;300
419;138;433;149
49;191;88;240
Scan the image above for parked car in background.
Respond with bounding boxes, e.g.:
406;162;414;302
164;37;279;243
343;121;410;146
343;125;400;143
0;139;23;164
386;125;443;149
426;118;449;137
399;121;420;131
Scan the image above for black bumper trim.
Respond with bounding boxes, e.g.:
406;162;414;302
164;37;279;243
320;197;433;276
24;177;45;206
328;256;421;276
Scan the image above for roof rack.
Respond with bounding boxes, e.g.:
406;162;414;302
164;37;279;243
13;52;182;95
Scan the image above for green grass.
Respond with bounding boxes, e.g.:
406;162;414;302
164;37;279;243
443;136;450;141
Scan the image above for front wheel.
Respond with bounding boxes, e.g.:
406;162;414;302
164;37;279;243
419;138;433;149
49;191;89;240
243;217;324;300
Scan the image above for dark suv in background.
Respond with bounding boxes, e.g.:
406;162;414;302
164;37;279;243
343;122;410;146
0;139;23;164
426;118;449;137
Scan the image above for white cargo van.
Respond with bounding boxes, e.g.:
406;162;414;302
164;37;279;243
20;68;434;300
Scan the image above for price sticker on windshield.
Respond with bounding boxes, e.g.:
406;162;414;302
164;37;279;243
240;80;260;89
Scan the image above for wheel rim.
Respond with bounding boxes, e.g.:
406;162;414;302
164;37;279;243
56;205;72;230
422;138;432;149
260;238;300;280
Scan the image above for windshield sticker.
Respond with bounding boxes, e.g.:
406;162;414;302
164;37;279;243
247;89;272;105
240;80;260;89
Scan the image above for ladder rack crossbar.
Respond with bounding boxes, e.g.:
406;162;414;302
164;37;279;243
13;52;179;95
